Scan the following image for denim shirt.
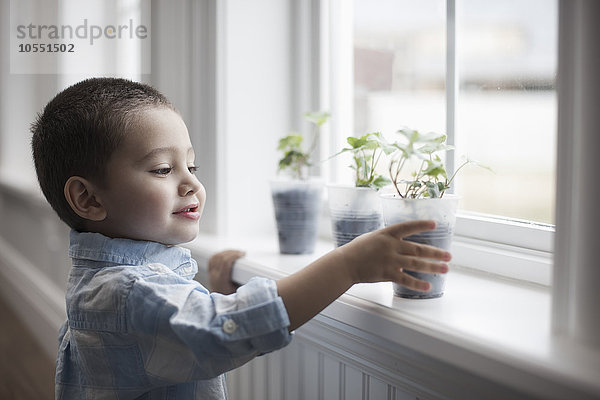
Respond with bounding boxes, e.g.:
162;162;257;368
56;231;292;399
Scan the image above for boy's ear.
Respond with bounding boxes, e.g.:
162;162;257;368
64;176;107;221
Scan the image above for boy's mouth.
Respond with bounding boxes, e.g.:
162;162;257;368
173;204;201;220
174;204;198;213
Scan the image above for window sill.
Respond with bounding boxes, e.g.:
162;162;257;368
187;233;600;399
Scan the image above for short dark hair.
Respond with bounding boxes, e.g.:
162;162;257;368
31;77;175;230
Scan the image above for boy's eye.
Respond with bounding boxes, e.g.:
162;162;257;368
188;166;199;174
151;167;172;175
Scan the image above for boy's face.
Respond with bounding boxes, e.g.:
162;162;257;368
94;107;206;245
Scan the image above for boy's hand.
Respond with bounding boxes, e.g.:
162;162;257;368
340;220;451;292
277;220;451;331
208;250;245;294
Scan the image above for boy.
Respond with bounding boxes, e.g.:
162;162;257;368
31;78;450;399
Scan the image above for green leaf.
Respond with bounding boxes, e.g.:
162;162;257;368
417;142;453;154
278;134;303;151
422;160;447;179
346;136;358;147
382;144;397;155
428;168;447;180
394;143;413;158
425;181;441;198
346;134;381;152
371;176;391;189
363;140;379;150
347;136;366;149
356;178;370;187
396;128;419;143
304;111;331;127
465;158;495;173
278;150;302;168
418;132;446;144
438;182;448;192
367;133;395;155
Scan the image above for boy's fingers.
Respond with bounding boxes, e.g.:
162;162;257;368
394;271;432;292
399;241;452;262
384;220;436;239
230;250;246;259
219;249;246;258
210;250;245;265
397;256;449;274
225;251;245;265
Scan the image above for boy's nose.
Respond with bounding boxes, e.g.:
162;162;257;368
179;175;202;197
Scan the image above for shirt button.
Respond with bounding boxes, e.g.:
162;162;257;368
222;319;238;334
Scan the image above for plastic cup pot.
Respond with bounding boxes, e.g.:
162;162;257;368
270;179;323;254
327;184;383;247
380;194;459;299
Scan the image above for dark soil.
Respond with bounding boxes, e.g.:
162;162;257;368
272;188;321;254
331;213;382;247
394;224;453;299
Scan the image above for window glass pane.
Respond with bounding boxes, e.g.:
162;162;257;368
456;0;557;224
351;0;557;225
351;0;446;184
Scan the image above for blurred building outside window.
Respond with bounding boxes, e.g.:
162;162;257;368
351;0;557;225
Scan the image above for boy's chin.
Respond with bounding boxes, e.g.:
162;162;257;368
90;224;199;245
119;229;199;246
158;230;200;246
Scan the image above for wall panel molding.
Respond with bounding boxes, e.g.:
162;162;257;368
222;314;541;400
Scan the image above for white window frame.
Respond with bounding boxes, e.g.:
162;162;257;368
321;0;555;286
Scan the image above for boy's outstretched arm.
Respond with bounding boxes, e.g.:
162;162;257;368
276;220;451;332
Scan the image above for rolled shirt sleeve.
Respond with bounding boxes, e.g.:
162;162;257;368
127;269;292;383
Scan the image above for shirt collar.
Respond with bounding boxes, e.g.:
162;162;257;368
69;230;194;271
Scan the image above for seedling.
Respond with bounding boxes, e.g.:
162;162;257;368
277;111;330;180
331;131;394;190
387;127;491;198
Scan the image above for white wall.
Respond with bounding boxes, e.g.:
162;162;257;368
217;0;293;236
0;0;58;187
148;0;299;237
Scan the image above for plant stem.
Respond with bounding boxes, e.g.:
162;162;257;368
307;124;320;159
368;149;374;182
415;185;428;198
440;179;449;198
446;159;470;188
404;159;426;198
354;154;360;186
390;161;404;198
360;149;367;182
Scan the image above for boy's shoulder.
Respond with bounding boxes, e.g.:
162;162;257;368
66;230;200;310
67;254;199;297
66;258;202;333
